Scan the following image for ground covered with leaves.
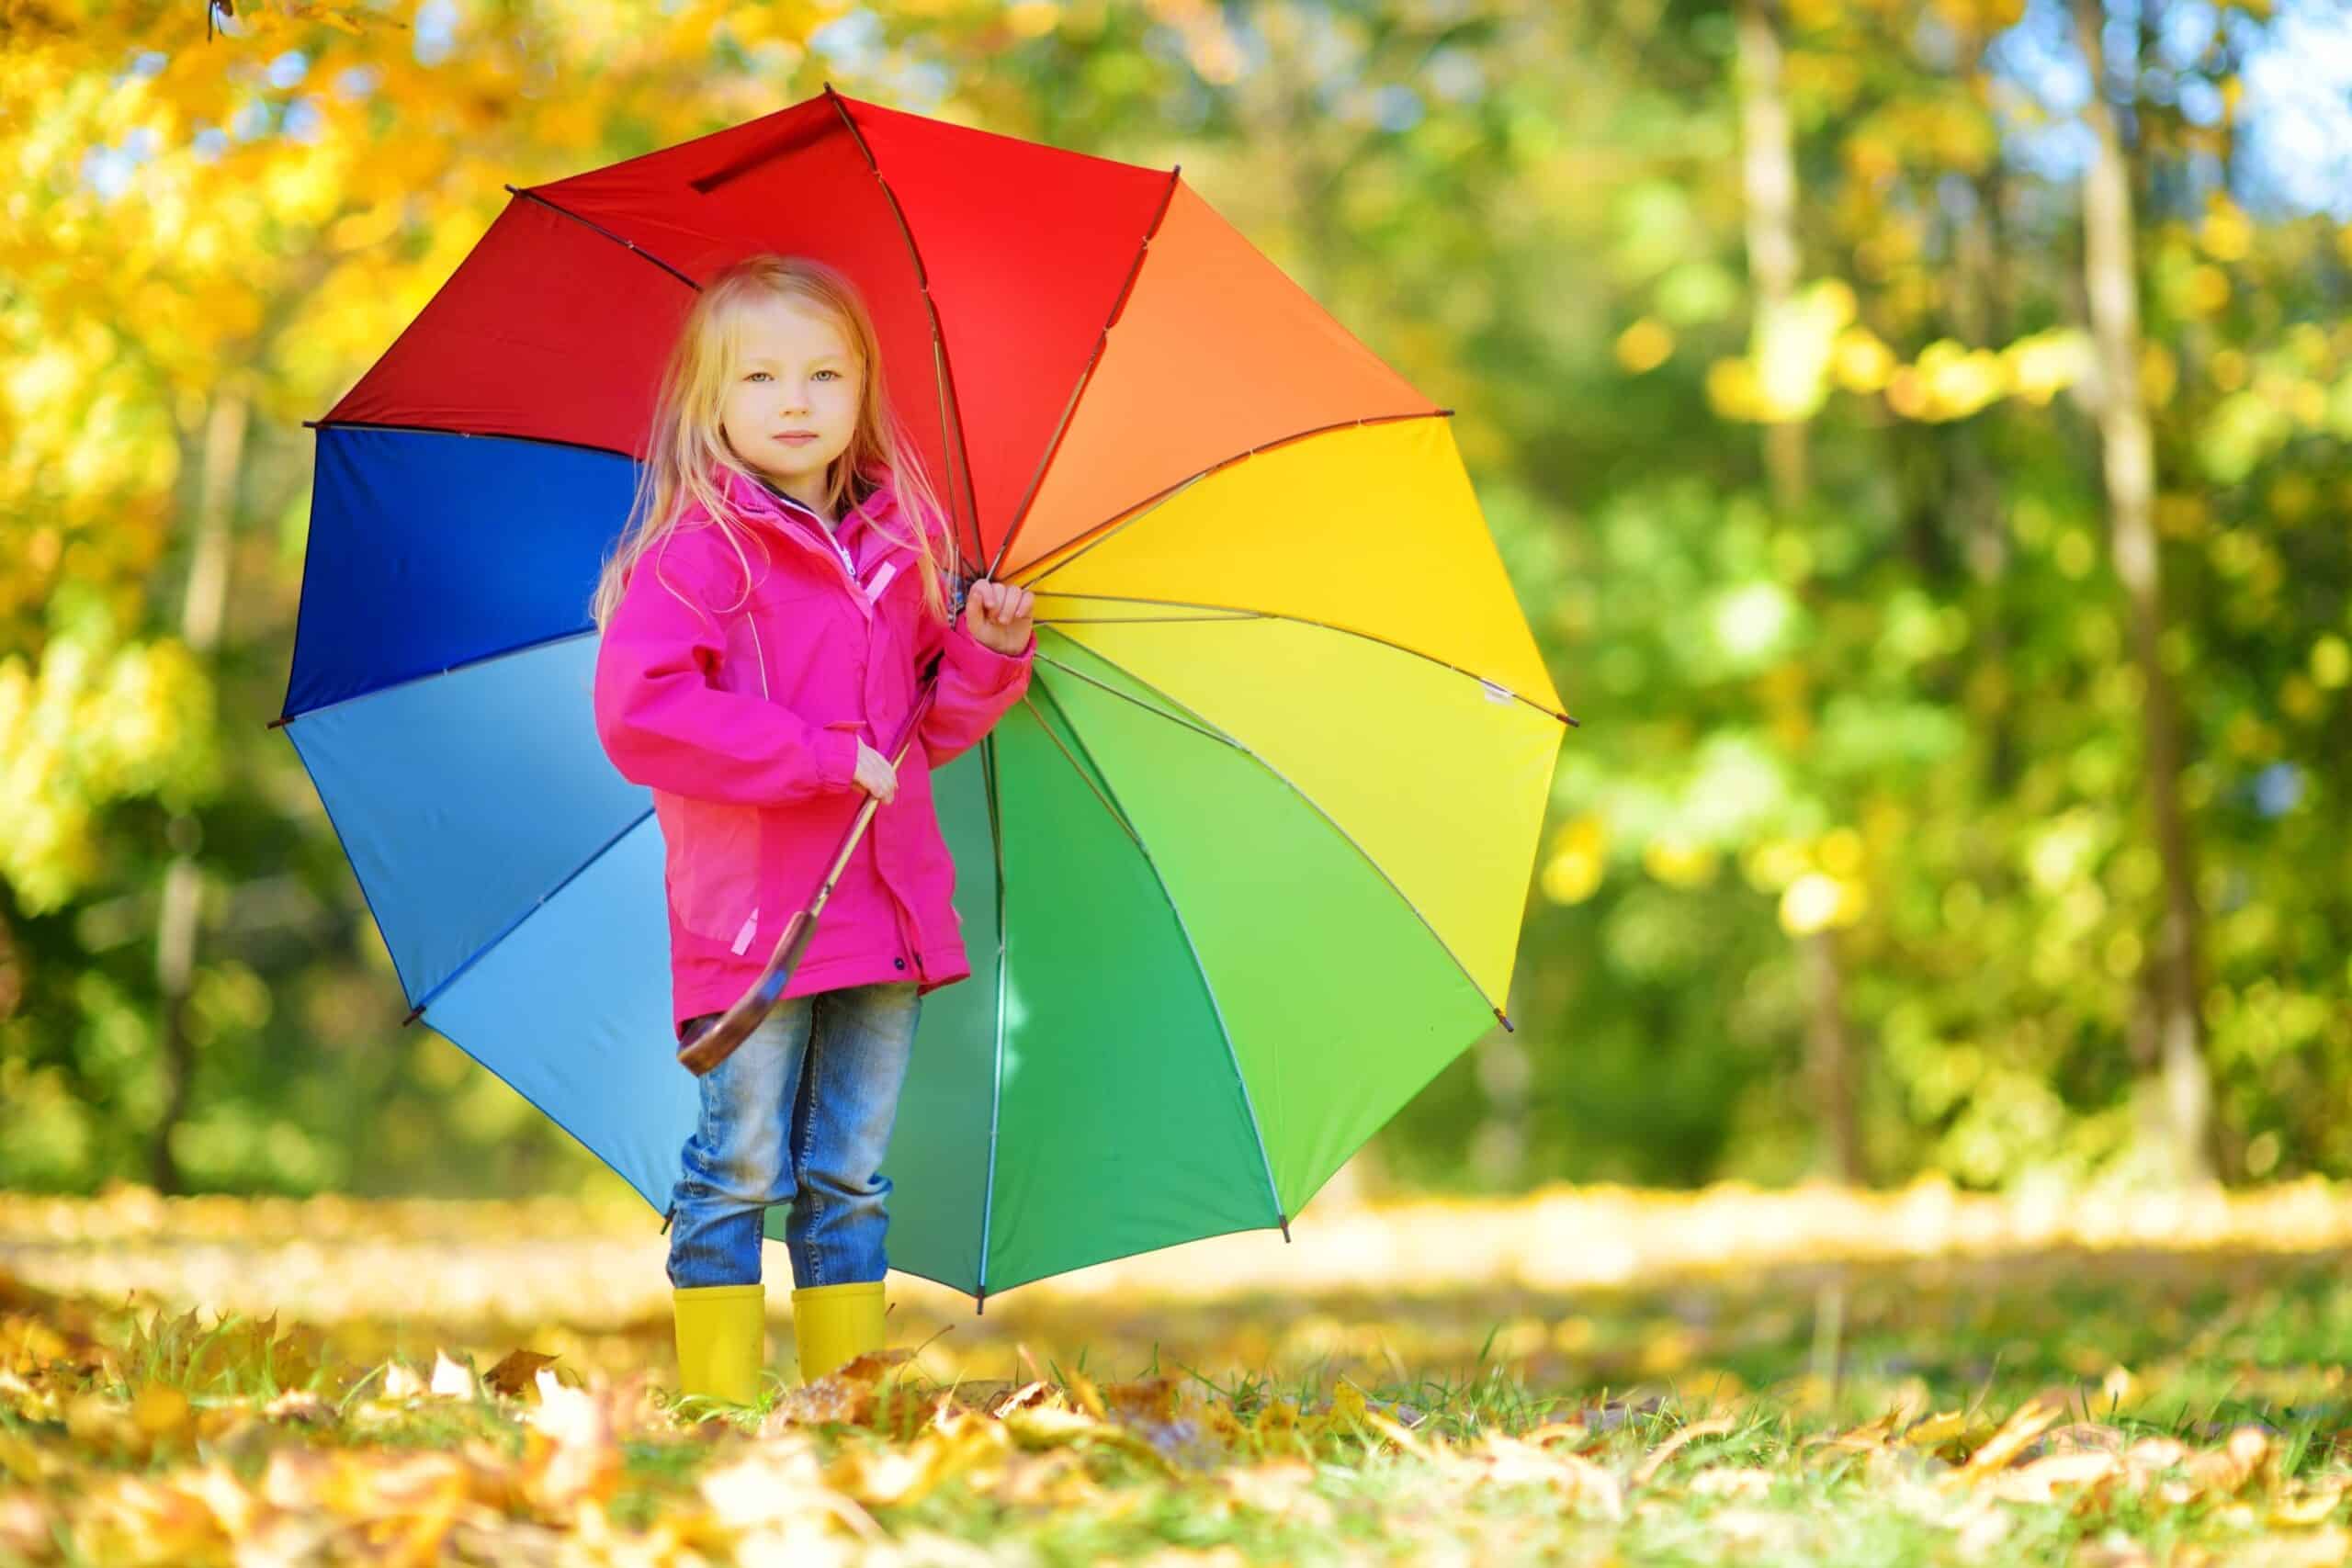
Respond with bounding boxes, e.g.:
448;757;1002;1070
7;1185;2352;1564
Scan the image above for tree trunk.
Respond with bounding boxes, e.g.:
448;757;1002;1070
1735;0;1862;1182
1733;0;1808;514
1801;929;1863;1182
2068;0;2215;1184
150;388;248;1193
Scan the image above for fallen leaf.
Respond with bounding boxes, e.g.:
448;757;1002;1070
264;1388;334;1425
429;1349;477;1400
1951;1396;2066;1483
2182;1426;2273;1497
1898;1410;1975;1452
2273;1484;2348;1527
1688;1465;1775;1499
1631;1416;1736;1487
522;1370;620;1511
1985;1450;2123;1503
483;1349;560;1399
702;1436;878;1540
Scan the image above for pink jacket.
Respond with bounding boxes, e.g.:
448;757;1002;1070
592;463;1034;1043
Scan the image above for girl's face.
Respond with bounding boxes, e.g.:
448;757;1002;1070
719;293;863;495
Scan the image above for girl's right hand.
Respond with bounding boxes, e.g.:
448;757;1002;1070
853;740;898;805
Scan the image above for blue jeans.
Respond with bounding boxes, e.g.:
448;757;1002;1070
665;981;922;1291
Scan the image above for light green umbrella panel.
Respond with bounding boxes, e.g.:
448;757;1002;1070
857;619;1553;1306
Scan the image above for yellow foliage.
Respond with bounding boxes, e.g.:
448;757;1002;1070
1643;838;1720;888
1999;328;2090;404
0;621;220;912
1541;816;1607;904
1829;325;1894;393
2312;636;2351;691
2200;197;2255;264
1780;871;1864;934
1616;317;1675;374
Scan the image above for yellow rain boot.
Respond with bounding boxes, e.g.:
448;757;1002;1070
672;1283;765;1407
790;1280;887;1383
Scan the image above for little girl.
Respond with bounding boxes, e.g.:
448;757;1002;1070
588;254;1035;1406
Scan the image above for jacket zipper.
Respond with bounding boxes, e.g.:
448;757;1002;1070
729;479;923;976
759;488;886;616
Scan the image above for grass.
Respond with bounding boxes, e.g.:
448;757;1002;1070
4;1193;2352;1564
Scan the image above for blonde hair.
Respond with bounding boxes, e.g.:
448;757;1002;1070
589;254;957;632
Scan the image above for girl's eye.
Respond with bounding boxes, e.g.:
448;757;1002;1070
746;371;771;382
814;369;838;381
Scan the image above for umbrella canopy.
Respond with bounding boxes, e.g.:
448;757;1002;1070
277;87;1570;1303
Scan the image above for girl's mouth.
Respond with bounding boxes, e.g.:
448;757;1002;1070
775;434;819;446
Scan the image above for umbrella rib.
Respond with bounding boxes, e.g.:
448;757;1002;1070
1008;407;1450;584
503;186;701;290
1013;697;1141;849
1041;592;1577;726
301;417;638;466
984;165;1185;585
1035;649;1511;1029
402;806;657;1024
975;732;1008;1311
276;626;595;728
826;87;984;577
1035;613;1260;625
1023;679;1289;1235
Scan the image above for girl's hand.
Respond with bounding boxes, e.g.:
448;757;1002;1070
965;579;1035;656
853;740;898;805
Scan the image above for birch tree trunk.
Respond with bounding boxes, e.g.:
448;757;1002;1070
1734;0;1862;1181
2068;0;2215;1183
150;387;248;1192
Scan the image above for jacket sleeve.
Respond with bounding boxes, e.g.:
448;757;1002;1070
919;617;1035;771
593;537;862;806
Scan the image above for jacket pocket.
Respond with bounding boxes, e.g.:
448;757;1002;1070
670;794;763;945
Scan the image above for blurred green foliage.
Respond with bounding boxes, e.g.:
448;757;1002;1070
3;0;2346;1202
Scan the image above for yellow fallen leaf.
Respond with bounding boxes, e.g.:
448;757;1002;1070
2273;1485;2348;1527
1900;1410;1974;1451
1632;1416;1736;1487
1985;1450;2122;1503
1362;1408;1429;1457
1252;1397;1299;1434
2182;1426;2273;1497
1064;1369;1107;1420
1003;1404;1102;1450
1689;1466;1775;1499
986;1380;1055;1417
130;1382;191;1442
0;1430;48;1483
829;1438;946;1507
1220;1457;1336;1526
1521;1419;1590;1448
702;1437;878;1540
2122;1436;2190;1473
1102;1377;1181;1426
1951;1396;2065;1483
2253;1526;2352;1568
523;1371;621;1511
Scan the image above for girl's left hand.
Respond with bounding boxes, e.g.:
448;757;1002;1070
964;579;1035;656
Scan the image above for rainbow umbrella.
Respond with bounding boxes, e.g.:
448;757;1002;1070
276;88;1572;1307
